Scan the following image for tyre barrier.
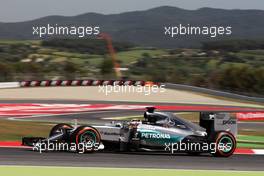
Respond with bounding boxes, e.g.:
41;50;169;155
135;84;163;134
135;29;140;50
19;80;159;87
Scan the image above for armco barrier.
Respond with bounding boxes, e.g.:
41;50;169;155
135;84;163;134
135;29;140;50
0;82;20;89
164;83;264;103
19;80;159;87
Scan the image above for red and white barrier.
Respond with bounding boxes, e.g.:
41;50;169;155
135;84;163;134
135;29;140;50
236;112;264;121
19;80;159;87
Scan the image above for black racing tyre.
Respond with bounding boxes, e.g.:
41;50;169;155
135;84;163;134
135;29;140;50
70;126;101;153
49;123;73;137
212;131;236;157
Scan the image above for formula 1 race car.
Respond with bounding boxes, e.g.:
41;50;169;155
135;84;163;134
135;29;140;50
22;107;237;157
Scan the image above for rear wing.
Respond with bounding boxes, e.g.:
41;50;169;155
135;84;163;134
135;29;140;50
200;112;237;137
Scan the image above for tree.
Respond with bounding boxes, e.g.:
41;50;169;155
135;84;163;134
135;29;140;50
63;61;79;79
0;63;13;81
100;57;114;76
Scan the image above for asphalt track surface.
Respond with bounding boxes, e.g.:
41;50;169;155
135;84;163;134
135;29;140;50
0;100;264;170
0;148;264;171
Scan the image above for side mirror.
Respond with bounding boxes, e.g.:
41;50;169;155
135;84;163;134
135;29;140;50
176;124;186;129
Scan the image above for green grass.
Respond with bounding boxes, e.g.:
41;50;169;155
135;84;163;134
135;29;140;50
237;135;264;149
235;52;264;60
116;49;167;65
238;135;264;142
52;51;89;58
0;166;263;176
237;143;264;149
0;120;51;141
241;50;264;55
31;48;167;68
86;49;167;67
86;56;104;66
51;57;67;63
0;39;40;45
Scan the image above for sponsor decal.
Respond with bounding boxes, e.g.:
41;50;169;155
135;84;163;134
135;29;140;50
141;132;171;139
222;118;237;125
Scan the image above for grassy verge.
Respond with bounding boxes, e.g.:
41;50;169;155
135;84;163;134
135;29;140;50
0;119;51;141
237;143;264;149
238;135;264;142
0;166;263;176
237;135;264;149
0;40;40;45
116;49;167;65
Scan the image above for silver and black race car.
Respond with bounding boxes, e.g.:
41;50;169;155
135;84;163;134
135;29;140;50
22;107;237;157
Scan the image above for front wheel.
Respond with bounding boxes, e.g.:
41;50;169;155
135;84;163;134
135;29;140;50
212;131;236;157
70;126;101;153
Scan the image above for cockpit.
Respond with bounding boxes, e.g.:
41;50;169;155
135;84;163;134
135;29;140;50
143;107;205;131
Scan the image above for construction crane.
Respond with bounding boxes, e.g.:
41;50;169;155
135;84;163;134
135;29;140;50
97;33;122;78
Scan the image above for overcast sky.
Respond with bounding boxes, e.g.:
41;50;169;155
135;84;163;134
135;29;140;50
1;0;264;22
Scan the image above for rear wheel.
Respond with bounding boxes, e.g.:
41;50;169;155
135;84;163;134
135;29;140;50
212;131;236;157
70;126;101;153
